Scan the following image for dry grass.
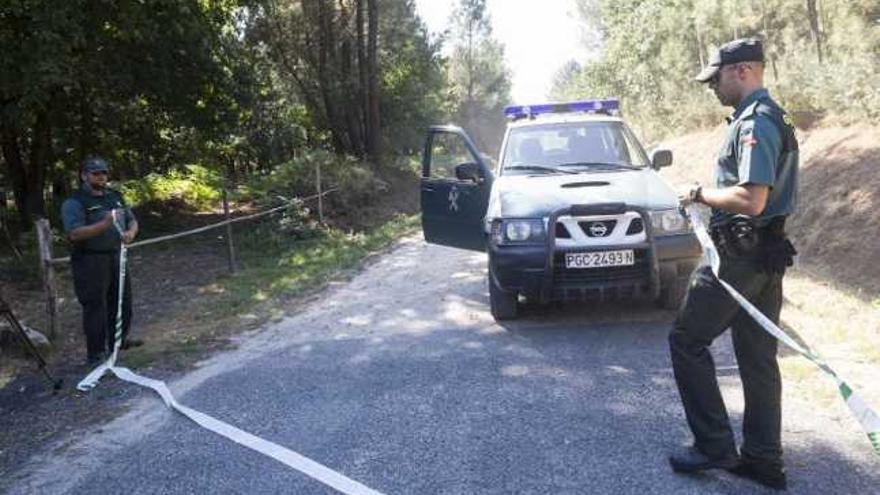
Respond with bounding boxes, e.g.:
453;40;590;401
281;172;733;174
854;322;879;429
779;270;880;408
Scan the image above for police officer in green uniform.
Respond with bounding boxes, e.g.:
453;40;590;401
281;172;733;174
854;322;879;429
667;39;798;491
62;157;143;365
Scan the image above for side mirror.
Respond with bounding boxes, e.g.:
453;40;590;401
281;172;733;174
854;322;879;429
650;149;673;169
455;162;483;182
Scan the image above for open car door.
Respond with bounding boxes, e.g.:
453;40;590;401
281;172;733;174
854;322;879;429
420;125;493;251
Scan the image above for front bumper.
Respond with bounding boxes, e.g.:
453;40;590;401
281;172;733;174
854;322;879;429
488;203;702;302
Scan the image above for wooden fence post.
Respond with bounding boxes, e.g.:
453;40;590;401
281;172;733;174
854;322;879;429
316;161;324;224
34;218;59;341
222;186;237;273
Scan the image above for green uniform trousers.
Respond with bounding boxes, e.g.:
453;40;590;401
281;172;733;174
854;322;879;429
669;257;783;467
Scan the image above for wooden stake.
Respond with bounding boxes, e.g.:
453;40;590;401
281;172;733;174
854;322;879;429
222;186;237;273
35;218;59;341
316;161;324;224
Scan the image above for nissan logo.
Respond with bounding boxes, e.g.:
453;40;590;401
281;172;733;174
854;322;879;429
588;222;609;237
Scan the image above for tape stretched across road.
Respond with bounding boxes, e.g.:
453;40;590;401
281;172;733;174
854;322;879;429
685;206;880;457
76;212;386;495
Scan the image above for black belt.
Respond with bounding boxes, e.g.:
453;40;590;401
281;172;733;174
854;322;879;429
72;249;119;255
710;216;795;272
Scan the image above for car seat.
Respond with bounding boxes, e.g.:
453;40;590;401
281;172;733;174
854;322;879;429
569;132;618;163
517;138;544;164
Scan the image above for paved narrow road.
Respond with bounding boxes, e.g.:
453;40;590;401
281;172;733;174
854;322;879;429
8;238;878;494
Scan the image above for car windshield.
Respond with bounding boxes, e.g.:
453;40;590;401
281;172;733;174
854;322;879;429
501;121;649;175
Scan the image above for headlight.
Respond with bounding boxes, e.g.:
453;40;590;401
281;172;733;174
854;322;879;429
506;221;533;241
650;209;691;235
492;219;545;244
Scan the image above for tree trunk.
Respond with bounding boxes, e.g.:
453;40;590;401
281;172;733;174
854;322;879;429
694;20;705;68
760;2;778;81
356;0;369;157
338;2;364;157
312;0;351;154
365;0;381;165
0;120;29;228
806;0;823;63
26;108;51;219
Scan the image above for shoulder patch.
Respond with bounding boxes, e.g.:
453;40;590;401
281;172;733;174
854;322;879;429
741;135;758;147
739;120;757;147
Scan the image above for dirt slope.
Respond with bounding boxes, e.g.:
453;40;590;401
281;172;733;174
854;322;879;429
656;124;880;298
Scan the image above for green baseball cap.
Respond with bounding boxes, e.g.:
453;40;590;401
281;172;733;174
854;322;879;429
81;157;109;173
695;38;765;83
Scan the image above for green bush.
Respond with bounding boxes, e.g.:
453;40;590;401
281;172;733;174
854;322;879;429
120;164;222;211
239;150;378;221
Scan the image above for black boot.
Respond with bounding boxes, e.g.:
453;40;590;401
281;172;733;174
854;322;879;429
726;458;787;490
669;445;739;473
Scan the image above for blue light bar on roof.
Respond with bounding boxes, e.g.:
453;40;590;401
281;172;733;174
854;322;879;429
503;98;620;120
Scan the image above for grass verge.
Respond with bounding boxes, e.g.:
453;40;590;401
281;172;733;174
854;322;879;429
778;269;880;410
118;214;420;370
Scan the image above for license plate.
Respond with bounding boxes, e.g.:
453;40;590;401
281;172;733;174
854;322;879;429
564;250;635;269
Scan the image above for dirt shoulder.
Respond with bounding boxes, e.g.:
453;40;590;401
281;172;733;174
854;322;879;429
0;165;419;481
658;123;880;298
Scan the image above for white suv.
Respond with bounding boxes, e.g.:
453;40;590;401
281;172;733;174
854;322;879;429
420;99;702;320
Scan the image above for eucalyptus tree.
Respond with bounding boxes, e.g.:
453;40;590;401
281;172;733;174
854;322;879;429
445;0;512;154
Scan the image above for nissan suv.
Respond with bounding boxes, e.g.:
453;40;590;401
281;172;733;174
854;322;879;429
419;99;702;320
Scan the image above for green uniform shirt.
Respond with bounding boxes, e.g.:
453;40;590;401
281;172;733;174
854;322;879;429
61;187;136;252
711;88;799;227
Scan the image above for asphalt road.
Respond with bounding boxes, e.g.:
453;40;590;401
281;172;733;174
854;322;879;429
8;237;879;494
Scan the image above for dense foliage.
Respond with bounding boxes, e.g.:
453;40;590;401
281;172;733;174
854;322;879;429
0;0;500;234
551;0;880;140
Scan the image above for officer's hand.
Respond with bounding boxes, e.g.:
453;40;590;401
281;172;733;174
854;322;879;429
122;230;136;244
100;211;116;229
678;184;703;208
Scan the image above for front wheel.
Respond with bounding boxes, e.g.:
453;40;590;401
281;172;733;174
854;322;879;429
489;268;518;320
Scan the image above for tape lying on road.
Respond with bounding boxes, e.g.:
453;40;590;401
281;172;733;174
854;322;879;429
81;365;385;495
685;206;880;457
77;215;386;495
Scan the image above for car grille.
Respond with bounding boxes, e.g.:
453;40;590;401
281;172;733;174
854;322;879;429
553;213;645;247
556;222;571;239
579;220;617;237
625;218;644;235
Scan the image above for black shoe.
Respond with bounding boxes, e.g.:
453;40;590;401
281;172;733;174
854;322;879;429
121;338;144;350
669;446;739;473
726;459;787;491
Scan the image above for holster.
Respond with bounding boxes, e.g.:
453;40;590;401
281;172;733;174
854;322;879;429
710;216;797;273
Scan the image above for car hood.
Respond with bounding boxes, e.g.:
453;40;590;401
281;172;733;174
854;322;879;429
487;169;680;219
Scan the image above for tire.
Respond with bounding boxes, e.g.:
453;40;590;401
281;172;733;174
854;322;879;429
488;268;518;320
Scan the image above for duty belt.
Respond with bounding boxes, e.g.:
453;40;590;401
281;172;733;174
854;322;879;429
709;216;795;273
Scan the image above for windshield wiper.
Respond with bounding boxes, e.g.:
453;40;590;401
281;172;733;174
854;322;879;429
558;161;642;170
505;164;577;174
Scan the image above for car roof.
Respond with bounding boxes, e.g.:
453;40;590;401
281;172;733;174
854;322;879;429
507;113;624;129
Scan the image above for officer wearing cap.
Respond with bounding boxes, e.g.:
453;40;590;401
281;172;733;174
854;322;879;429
667;38;799;491
61;156;143;365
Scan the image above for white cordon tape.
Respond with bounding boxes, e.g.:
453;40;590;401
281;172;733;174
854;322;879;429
685;206;880;457
77;211;386;495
